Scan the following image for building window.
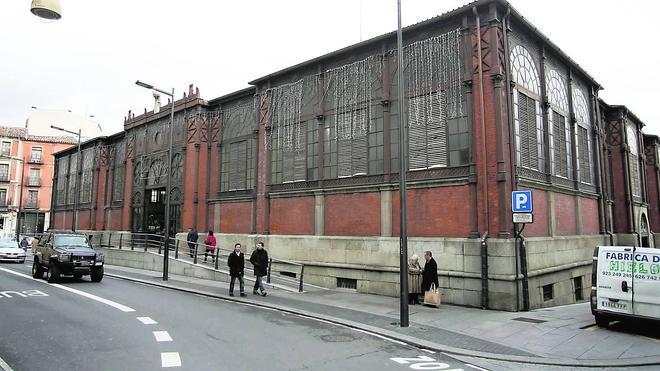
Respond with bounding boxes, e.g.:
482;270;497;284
27;190;38;208
0;164;9;181
511;45;544;172
543;283;554;301
219;102;256;192
81;148;94;203
550;111;572;179
28;168;40;186
56;157;68;206
0;142;10;156
30;147;43;163
67;153;78;205
573;89;593;184
112;143;125;203
408;93;448;170
0;189;6;206
574;276;583;301
336;277;357;290
626;123;641;197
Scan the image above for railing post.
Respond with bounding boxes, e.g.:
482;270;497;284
144;234;147;252
175;239;179;259
267;258;272;283
108;232;112;248
119;233;123;249
299;264;305;293
214;247;219;270
193;243;198;265
158;235;164;255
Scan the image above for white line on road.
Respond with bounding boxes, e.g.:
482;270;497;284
153;331;173;342
0;266;135;313
466;363;490;371
138;317;158;325
421;348;436;354
0;355;15;371
160;352;181;368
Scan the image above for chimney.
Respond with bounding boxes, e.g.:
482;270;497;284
153;91;161;113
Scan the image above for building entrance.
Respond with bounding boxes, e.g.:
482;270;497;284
145;188;166;234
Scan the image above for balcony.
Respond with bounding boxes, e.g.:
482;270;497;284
28;157;43;164
27;178;41;187
25;201;39;209
0;176;9;183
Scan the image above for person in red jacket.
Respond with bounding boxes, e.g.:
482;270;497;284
203;230;217;263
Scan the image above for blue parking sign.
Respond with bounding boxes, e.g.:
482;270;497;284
512;190;533;212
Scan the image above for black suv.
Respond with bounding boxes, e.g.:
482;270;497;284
32;231;104;283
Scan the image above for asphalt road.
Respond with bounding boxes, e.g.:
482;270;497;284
0;261;474;371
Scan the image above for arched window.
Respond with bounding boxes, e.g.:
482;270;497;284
626;123;641;197
573;89;593;184
510;45;544;172
546;69;572;179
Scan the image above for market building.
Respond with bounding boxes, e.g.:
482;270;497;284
51;0;659;310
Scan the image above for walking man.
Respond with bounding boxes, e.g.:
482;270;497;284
421;250;439;293
186;227;198;257
20;237;29;252
249;241;268;296
227;243;246;297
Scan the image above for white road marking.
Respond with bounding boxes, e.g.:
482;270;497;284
161;352;181;368
0;354;15;371
421;349;436;354
0;266;135;313
153;331;173;342
138;316;158;325
466;364;490;371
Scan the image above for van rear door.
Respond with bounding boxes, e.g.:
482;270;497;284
632;248;660;320
596;246;634;315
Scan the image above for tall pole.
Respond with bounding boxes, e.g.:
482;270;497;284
397;0;409;328
163;88;175;281
72;129;82;232
16;150;26;242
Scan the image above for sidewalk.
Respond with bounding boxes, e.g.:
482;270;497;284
103;264;660;368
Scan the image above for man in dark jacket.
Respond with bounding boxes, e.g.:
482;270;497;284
227;243;246;297
421;250;439;292
249;242;269;296
186;227;198;257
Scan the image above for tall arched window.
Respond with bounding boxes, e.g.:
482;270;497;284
546;69;572;179
573;89;593;184
510;45;544;172
626;123;641;197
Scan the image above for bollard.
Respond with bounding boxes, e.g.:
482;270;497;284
267;258;272;283
214;248;219;270
108;232;112;248
193;243;198;265
298;265;305;292
143;234;148;252
175;239;179;259
119;233;123;249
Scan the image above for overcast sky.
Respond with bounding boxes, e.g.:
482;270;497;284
1;0;658;136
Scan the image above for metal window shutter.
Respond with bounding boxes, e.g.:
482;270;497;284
407;95;427;170
426;92;447;167
352;133;368;175
229;141;247;190
338;138;352;177
517;93;533;169
553;111;567;178
578;126;591;183
630;154;641;196
294;151;306;181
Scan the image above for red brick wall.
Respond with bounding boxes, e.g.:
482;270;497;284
610;138;629;232
110;209;122;231
581;198;600;235
77;210;93;230
220;202;252;234
392;186;471;237
325;193;380;236
52;212;65;229
646;163;660;232
270;197;315;235
523;189;548;237
555;193;577;236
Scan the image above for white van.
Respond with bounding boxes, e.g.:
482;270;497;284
591;246;660;327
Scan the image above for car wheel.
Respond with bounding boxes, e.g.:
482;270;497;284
32;260;44;279
73;273;83;279
47;262;60;283
595;314;609;328
90;266;104;282
19;260;25;264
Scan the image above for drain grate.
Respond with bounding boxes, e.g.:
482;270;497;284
512;317;547;324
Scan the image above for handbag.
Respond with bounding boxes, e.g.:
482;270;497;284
423;283;441;307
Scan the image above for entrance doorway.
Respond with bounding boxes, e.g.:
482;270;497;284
640;214;650;247
145;188;166;234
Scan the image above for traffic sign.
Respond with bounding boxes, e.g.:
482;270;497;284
512;190;533;212
513;213;534;224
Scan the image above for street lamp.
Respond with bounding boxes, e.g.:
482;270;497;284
51;125;81;231
135;80;175;282
396;0;409;328
30;0;62;20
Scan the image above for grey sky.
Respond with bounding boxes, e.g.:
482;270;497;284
1;0;658;136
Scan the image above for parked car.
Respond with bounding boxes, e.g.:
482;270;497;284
32;230;104;283
0;239;26;264
591;246;660;327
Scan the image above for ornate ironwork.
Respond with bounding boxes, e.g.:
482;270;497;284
170;153;183;180
131;191;142;206
517;167;548;183
269;180;320;192
170;187;182;203
510;45;541;95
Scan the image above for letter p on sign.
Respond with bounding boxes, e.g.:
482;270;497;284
512;190;533;212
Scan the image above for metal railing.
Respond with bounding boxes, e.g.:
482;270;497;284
84;231;306;292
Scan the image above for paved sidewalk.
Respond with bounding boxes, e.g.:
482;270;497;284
103;264;660;367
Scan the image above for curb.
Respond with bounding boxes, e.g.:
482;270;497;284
104;272;660;368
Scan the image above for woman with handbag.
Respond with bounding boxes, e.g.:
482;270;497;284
203;230;217;263
408;254;422;305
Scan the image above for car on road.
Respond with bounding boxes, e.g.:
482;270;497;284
0;238;26;264
32;231;104;283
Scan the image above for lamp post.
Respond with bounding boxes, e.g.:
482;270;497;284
396;0;409;328
30;0;62;20
4;153;26;242
135;80;175;282
51;125;81;231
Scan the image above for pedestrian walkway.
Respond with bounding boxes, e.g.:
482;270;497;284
103;264;660;368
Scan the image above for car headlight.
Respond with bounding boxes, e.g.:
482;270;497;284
59;253;71;262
